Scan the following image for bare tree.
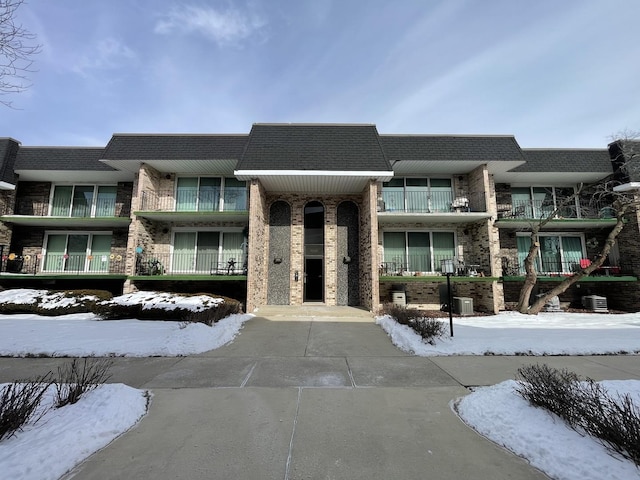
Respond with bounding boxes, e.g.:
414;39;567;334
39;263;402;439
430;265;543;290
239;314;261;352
516;131;640;314
0;0;40;107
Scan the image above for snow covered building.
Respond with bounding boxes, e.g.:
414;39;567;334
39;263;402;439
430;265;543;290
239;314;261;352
0;124;638;312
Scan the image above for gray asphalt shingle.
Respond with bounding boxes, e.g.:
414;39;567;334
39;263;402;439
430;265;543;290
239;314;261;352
236;124;391;171
380;135;525;163
102;134;248;160
517;149;612;173
14;147;114;171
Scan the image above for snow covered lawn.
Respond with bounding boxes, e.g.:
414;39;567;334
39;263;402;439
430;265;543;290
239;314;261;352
377;310;640;480
0;383;148;480
376;310;640;356
0;289;252;479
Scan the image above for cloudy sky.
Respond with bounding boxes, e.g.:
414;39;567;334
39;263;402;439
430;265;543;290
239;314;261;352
2;0;639;148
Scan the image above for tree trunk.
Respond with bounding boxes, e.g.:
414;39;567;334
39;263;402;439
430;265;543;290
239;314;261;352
527;215;626;314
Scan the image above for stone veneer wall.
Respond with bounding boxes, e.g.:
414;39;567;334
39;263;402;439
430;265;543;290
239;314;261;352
361;181;378;310
245;180;268;311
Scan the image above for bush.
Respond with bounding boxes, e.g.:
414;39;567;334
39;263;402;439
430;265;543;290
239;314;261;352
0;289;113;316
0;373;54;440
380;303;446;345
517;364;640;466
54;358;113;408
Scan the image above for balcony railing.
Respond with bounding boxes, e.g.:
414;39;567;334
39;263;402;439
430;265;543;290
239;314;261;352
6;196;124;217
501;257;630;277
135;252;247;276
0;254;126;275
379;191;486;213
140;189;248;212
497;199;615;220
379;255;487;277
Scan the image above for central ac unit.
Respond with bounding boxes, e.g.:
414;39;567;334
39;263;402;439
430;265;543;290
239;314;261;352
453;296;474;316
582;295;608;312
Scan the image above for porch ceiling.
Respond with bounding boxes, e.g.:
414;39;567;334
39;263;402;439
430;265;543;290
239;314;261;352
133;211;249;223
377;212;492;224
234;171;394;193
495;218;617;230
0;215;132;228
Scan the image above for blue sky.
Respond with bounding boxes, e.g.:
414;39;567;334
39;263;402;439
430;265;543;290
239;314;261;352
2;0;639;147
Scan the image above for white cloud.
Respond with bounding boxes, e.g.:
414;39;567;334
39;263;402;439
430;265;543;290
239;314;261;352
154;5;266;46
72;38;136;76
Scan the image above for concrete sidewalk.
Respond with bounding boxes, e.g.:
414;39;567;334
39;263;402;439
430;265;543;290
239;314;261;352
1;307;637;479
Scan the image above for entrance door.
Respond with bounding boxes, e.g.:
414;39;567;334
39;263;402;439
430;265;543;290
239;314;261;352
304;258;324;302
304;201;325;303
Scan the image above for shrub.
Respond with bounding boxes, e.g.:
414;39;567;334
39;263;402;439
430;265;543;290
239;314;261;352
380;303;446;345
55;358;113;408
517;364;640;466
0;289;113;316
0;372;54;440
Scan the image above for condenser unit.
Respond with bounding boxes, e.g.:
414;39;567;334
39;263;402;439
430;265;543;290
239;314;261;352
582;295;608;312
453;297;474;316
536;294;561;312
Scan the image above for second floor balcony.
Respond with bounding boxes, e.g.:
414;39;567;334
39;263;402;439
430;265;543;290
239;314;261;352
136;181;249;222
496;198;616;229
2;190;131;228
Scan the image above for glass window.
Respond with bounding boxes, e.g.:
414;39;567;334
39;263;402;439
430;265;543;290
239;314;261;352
382;178;453;213
43;233;112;272
383;231;455;273
176;178;198;211
51;186;73;216
51;185;116;218
516;234;583;274
172;231;243;273
223;178;247;211
96;186;117;217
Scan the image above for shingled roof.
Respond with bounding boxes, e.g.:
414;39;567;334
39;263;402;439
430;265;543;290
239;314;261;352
14;147;114;171
236;124;391;171
380;135;525;164
102;134;248;160
517;149;612;173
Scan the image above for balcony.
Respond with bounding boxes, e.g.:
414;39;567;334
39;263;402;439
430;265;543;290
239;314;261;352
496;199;617;229
377;191;490;224
135;189;249;222
0;253;126;276
501;257;632;279
0;195;131;228
133;252;247;277
379;254;488;278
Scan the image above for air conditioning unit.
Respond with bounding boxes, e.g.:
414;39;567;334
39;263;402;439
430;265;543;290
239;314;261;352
536;294;561;312
453;297;474;316
582;295;608;312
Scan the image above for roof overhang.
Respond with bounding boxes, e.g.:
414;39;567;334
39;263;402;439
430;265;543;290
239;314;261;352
234;170;394;193
15;170;134;183
100;159;238;175
0;181;15;191
493;171;611;184
614;182;640;192
391;160;525;176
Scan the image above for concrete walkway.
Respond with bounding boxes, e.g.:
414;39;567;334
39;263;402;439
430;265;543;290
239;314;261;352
2;306;639;480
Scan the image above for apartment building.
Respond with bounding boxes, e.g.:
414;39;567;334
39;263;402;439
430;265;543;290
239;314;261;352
1;124;638;313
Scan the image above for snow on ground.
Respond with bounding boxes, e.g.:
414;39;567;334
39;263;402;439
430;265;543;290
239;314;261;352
456;380;640;480
0;383;148;480
376;310;640;480
0;289;252;479
1;289;640;479
376;310;640;355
